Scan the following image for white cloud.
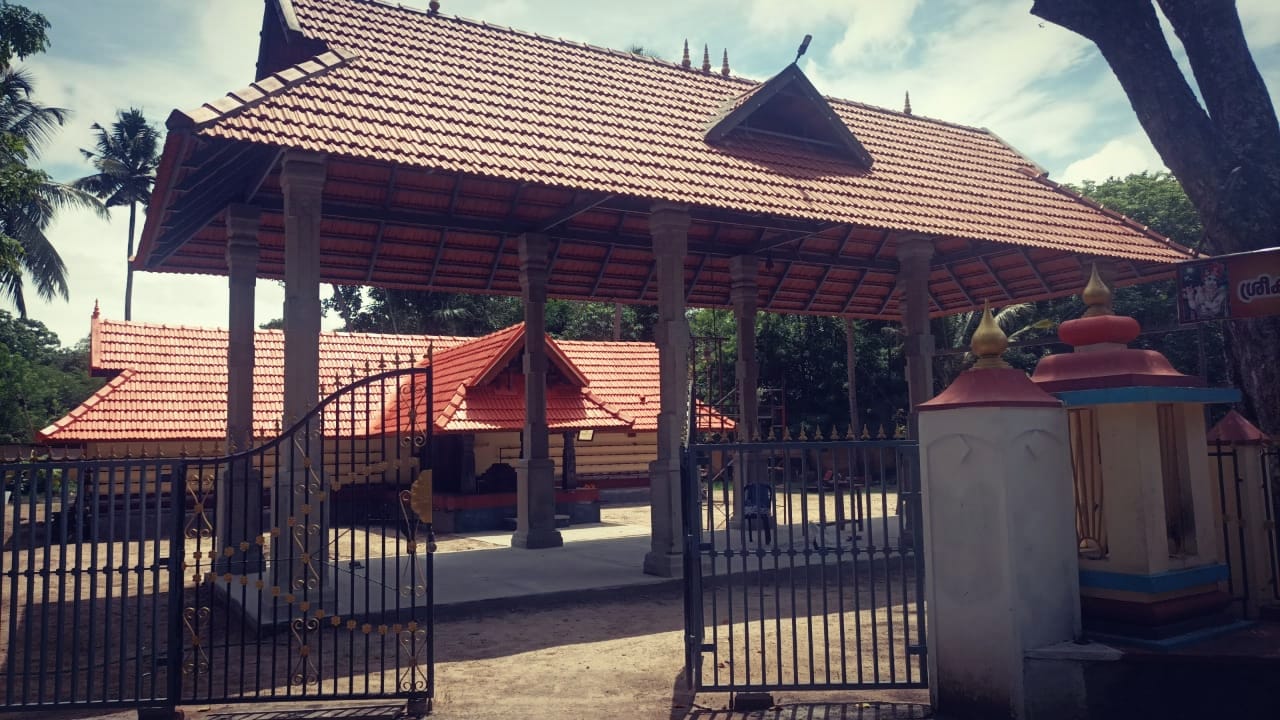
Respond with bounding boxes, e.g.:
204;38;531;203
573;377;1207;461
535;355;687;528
1058;132;1167;186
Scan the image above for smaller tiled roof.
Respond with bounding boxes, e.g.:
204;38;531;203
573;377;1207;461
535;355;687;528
378;324;634;434
40;317;733;443
40;316;465;443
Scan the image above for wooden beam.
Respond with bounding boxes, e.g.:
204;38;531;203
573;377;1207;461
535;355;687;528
804;265;833;312
365;165;399;282
539;192;614;232
589;244;615;298
486;235;507;290
764;260;794;310
1018;248;1052;294
427;230;448;287
942;262;977;307
977;254;1013;301
840;268;873;315
686;252;708;302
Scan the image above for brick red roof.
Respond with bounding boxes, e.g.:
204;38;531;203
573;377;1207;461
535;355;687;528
379;324;634;434
39;317;732;442
135;0;1195;321
39;316;464;443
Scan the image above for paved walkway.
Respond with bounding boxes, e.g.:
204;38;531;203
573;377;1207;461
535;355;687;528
433;521;669;610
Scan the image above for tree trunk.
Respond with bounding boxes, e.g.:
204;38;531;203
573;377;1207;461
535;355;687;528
1032;0;1280;433
125;202;136;321
843;318;859;432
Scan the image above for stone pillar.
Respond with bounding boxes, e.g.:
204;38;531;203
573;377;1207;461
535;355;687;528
562;431;577;490
512;233;563;549
644;202;690;577
918;310;1081;720
897;236;934;438
729;255;758;520
459;434;478;494
276;151;326;593
218;204;263;576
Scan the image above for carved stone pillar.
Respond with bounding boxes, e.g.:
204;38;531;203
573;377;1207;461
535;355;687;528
275;151;327;595
218;203;262;576
644;202;690;577
512;233;563;549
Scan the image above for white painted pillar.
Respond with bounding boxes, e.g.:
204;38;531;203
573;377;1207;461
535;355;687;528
644;202;690;577
218;203;263;576
918;321;1081;720
277;150;326;594
513;233;563;549
897;236;934;438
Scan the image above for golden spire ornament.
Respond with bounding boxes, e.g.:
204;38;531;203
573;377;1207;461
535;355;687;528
1081;263;1114;317
970;301;1010;370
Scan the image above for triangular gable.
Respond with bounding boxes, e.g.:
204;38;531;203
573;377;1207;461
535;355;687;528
471;325;591;389
704;64;873;169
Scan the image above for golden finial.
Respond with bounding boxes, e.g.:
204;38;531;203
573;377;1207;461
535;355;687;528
681;40;691;69
782;425;792;441
829;424;838;441
860;424;870;439
877;424;887;440
1081;263;1113;317
721;49;730;77
971;301;1011;370
702;44;711;73
844;424;855;441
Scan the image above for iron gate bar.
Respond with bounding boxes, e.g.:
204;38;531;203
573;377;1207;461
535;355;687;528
683;437;927;694
1;365;436;715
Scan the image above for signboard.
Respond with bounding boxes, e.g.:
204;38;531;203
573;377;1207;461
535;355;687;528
1178;247;1280;324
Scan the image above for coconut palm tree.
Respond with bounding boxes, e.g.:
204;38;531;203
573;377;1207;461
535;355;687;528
0;66;104;316
74;108;160;321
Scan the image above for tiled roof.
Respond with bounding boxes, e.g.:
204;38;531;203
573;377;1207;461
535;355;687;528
175;0;1186;262
39;317;466;443
379;324;633;433
40;317;732;442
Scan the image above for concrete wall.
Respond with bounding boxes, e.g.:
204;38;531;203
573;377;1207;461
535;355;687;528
473;430;657;478
920;405;1080;720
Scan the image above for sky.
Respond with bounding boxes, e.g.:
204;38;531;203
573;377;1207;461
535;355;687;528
13;0;1280;346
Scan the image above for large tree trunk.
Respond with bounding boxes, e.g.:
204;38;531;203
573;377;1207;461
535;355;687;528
1032;0;1280;432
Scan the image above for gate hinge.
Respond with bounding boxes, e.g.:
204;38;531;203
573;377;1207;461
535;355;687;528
907;644;926;656
700;643;715;652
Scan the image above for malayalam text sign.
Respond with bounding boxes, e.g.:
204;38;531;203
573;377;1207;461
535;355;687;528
1178;248;1280;324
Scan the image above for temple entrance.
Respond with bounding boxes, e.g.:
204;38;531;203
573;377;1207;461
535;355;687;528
0;366;436;716
680;434;928;693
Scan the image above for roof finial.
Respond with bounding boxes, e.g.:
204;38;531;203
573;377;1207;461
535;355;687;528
427;0;440;15
721;49;730;77
681;40;691;69
971;301;1010;370
702;44;711;73
903;91;912;115
1081;263;1114;317
92;299;100;319
795;34;812;63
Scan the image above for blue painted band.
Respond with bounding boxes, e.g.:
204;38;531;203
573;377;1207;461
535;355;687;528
1079;564;1229;594
1056;386;1240;407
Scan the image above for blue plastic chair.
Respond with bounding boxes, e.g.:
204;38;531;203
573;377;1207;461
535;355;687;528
742;482;774;543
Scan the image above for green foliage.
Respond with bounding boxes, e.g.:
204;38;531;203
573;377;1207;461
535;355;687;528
0;2;49;70
1071;172;1228;385
0;310;103;443
327;286;522;336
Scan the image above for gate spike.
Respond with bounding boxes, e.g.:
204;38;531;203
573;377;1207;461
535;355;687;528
829;424;839;441
844;424;855;441
861;424;870;439
782;425;792;441
878;424;888;440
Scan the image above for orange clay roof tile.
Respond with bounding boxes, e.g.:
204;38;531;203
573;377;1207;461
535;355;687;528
40;317;731;442
153;0;1187;264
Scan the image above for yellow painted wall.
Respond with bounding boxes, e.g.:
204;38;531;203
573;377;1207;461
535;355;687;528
473;430;657;477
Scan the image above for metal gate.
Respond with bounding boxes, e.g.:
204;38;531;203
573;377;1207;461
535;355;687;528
1;366;435;716
682;433;927;693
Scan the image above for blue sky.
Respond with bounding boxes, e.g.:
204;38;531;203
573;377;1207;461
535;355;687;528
16;0;1280;344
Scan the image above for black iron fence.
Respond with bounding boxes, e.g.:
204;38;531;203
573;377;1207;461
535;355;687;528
682;433;927;693
1;366;435;717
